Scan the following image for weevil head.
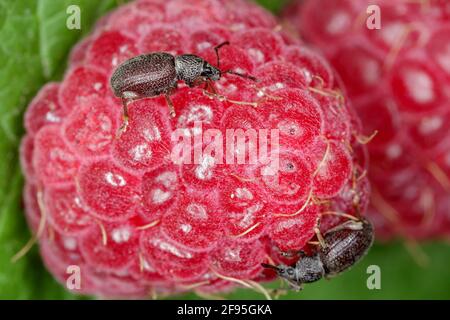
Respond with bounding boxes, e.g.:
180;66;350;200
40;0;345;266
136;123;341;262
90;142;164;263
175;54;221;84
262;255;325;286
201;60;221;81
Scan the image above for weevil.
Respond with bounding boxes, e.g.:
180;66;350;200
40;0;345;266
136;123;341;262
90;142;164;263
262;217;374;291
110;41;255;131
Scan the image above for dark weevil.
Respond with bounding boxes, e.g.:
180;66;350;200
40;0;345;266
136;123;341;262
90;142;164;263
110;41;256;131
262;217;374;291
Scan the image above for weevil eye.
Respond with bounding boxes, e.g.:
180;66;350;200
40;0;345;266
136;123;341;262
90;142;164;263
201;62;212;74
201;62;220;81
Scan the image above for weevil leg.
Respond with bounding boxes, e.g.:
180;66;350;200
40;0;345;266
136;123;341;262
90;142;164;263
122;97;129;120
267;287;289;299
202;89;259;108
191;77;205;88
206;79;217;94
117;97;130;137
164;93;176;118
285;279;303;292
324;220;364;235
323;273;336;280
314;225;327;248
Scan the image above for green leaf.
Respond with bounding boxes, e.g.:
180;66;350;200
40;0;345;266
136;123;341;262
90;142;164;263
0;0;119;300
256;0;290;13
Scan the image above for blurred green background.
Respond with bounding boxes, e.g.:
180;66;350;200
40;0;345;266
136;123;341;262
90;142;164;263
0;0;449;300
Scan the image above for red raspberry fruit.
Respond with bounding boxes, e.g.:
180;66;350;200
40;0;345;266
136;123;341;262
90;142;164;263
20;0;369;298
286;0;450;240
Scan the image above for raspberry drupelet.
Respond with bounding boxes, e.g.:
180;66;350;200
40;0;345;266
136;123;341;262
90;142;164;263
20;0;370;298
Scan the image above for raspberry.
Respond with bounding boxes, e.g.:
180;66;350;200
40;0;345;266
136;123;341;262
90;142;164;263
79;220;140;272
86;31;138;73
24;83;66;135
286;0;450;239
112;99;172;172
62;97;119;156
21;0;369;298
78;160;142;222
44;185;92;236
59;66;108;110
33;126;79;184
141;227;209;281
269;206;319;252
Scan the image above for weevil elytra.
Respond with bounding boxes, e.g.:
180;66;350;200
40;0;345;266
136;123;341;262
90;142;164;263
262;218;374;291
110;41;256;131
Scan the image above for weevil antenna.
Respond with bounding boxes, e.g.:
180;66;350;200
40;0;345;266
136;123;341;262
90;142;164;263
261;263;280;271
214;41;230;68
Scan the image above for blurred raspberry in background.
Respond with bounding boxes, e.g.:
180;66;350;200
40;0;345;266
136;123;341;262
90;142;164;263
284;0;450;241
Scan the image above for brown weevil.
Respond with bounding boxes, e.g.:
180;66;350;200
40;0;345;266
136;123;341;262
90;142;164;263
110;41;255;131
262;217;374;291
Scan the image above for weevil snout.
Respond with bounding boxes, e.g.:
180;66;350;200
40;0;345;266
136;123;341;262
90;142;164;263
262;263;295;279
261;263;280;271
201;61;221;81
